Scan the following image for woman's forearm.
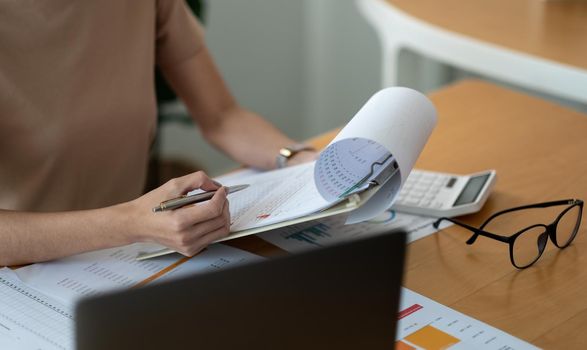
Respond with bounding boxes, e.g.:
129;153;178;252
0;171;232;266
0;204;134;266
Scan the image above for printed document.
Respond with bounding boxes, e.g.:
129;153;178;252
0;268;73;350
14;243;178;307
139;87;437;259
397;288;539;350
258;209;452;253
14;243;263;308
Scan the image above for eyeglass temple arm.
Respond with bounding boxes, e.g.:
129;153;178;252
433;217;509;244
479;199;580;230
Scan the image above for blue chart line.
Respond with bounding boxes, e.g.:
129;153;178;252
284;223;331;246
367;209;396;224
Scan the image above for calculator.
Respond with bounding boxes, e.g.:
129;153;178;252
392;169;497;218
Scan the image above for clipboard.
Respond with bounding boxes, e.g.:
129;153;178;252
137;87;437;260
137;179;386;261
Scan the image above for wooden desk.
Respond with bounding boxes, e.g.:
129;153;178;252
386;0;587;71
229;80;587;349
358;0;587;104
402;80;587;349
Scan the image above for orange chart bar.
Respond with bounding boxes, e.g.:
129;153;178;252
396;340;416;350
404;325;460;350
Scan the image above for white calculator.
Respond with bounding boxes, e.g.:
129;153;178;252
392;169;497;218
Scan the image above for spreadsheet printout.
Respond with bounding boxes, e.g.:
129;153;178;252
14;243;264;307
0;268;73;350
14;243;181;307
153;244;265;283
213;162;333;232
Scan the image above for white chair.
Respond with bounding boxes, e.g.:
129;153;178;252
357;0;587;104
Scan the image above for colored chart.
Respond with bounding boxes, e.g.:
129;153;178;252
396;289;539;350
259;209;445;253
283;223;331;246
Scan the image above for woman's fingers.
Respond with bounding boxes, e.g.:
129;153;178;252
130;173;230;256
181;214;231;257
176;224;231;257
162;171;221;197
163;188;230;256
170;187;227;228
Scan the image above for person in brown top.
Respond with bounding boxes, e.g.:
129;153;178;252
0;1;315;266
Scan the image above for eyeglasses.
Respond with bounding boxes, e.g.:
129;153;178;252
433;199;583;269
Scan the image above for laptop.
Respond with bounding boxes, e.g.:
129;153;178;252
75;230;407;350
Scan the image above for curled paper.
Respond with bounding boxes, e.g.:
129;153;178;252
315;87;437;223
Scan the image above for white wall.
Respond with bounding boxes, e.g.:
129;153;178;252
160;0;382;176
206;0;306;139
301;0;381;136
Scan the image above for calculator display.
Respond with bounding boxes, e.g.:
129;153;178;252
453;174;490;206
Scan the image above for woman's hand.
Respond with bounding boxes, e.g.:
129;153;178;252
125;171;230;257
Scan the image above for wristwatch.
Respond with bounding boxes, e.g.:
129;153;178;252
276;144;315;168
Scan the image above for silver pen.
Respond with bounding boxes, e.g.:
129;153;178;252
152;184;249;213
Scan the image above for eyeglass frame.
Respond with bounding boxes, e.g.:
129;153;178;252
432;199;584;269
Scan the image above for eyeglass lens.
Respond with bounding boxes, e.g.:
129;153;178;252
510;203;582;268
512;226;548;268
554;204;582;248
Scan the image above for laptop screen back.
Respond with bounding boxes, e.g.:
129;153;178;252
76;231;406;350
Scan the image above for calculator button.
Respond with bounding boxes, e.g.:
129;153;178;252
421;200;432;207
413;186;430;193
419;178;433;185
404;199;421;206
